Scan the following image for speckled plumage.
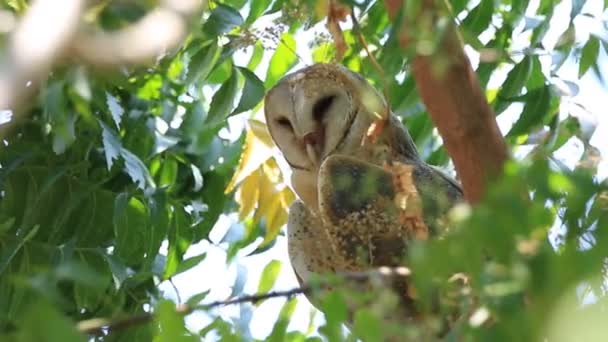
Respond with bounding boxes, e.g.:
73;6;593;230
264;63;463;321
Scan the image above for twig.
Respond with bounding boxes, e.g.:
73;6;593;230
169;278;182;304
77;287;308;336
350;7;391;105
76;266;411;336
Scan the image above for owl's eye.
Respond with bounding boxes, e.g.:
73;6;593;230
312;95;336;122
276;117;293;131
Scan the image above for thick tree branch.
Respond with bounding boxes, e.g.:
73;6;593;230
76;267;412;336
385;0;509;203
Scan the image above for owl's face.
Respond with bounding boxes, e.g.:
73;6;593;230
264;63;387;209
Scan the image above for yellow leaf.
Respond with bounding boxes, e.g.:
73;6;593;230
263;208;287;246
248;119;274;147
236;169;261;220
225;123;273;193
227;120;294;247
279;186;296;210
262;157;282;183
250;159;290;246
261;187;295;245
253;167;280;224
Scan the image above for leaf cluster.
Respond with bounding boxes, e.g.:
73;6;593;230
0;0;606;341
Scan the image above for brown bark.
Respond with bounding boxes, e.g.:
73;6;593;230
384;0;509;203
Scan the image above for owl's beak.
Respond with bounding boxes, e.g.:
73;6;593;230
302;130;324;166
305;144;318;165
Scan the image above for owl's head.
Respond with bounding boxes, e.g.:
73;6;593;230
264;63;387;172
264;63;389;209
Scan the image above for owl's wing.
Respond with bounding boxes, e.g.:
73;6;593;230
388;114;420;161
316;153;463;269
427;164;464;199
389;113;464;206
317;155;410;268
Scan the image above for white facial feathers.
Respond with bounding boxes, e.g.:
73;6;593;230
264;64;384;170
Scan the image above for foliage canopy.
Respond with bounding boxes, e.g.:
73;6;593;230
0;0;607;341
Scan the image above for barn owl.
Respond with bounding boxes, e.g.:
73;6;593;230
264;63;463;323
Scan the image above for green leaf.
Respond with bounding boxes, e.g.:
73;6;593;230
0;225;39;275
246;0;273;24
100;122;154;189
206;66;239;125
100;122;121;169
579;36;600;78
121;148;154;190
223;0;248;9
18;301;86;342
555;24;576;49
159;157;178;188
106;92;124;128
247;42;265;70
0;217;15;235
571;0;585;19
113;195;149;264
531;4;556;44
527;56;545;90
265;33;298;88
353;310;383;342
186;40;222;84
138;74;163;100
154;300;197;342
500;56;533;99
207;59;234;84
232;67;265;115
6;0;27;12
508;85;551;137
461;0;494;36
267;299;298;342
44;81;76;154
100;251;130;289
51;112;77;155
164;207;194;278
319;292;348;341
54;260;107;290
203;3;244;36
312;43;335;63
451;0;468;14
257;259;282;295
511;0;531;19
165;253;206;279
185;290;211;307
495;56;533;113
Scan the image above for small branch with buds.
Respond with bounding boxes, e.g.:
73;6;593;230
76;266;412;336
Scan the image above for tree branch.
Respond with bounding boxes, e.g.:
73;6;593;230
0;0;204;140
76;266;412;336
0;0;86;139
384;0;509;203
69;0;202;68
